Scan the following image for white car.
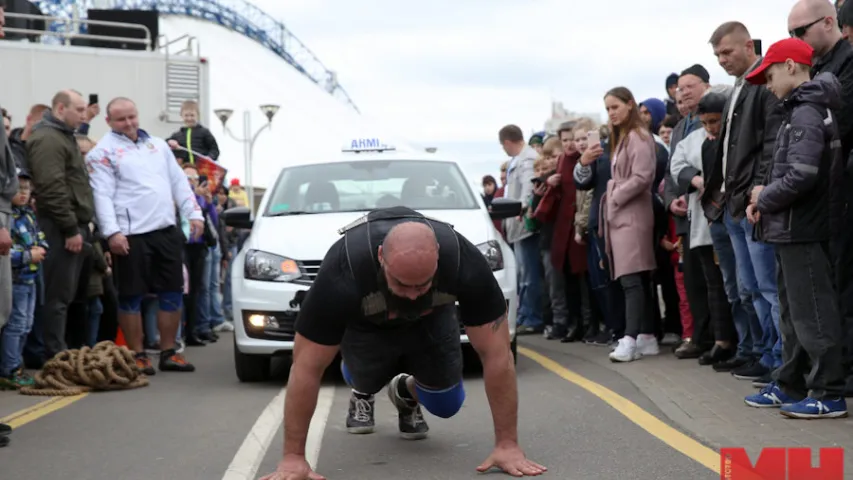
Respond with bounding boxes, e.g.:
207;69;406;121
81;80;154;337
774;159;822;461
223;141;522;382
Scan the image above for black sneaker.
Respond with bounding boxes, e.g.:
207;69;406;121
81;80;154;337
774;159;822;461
0;435;8;448
158;349;196;372
346;392;375;434
752;371;773;388
387;374;428;440
0;423;11;436
713;356;752;373
585;331;613;346
698;345;735;366
732;361;769;380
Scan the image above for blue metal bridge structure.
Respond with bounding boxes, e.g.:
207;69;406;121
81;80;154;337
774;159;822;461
35;0;360;113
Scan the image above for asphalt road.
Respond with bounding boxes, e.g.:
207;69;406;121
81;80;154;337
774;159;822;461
1;335;718;480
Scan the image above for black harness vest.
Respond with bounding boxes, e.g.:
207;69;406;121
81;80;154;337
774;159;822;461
338;207;461;325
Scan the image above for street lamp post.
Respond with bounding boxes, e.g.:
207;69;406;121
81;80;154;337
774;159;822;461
213;104;281;216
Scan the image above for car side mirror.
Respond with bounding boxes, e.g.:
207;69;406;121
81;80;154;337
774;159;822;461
488;197;523;220
222;206;253;229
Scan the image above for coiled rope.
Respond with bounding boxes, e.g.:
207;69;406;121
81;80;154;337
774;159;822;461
19;341;150;396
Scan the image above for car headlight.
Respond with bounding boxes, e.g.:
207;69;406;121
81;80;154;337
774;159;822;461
244;250;302;282
477;240;504;271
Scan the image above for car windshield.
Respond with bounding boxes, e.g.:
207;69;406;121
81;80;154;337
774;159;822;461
264;160;480;215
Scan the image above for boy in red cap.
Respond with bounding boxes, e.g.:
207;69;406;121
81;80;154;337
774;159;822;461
742;37;848;418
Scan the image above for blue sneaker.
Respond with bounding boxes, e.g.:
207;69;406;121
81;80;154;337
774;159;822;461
780;397;848;419
744;382;797;408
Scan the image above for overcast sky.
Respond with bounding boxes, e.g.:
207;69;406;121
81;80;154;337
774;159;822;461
249;0;795;148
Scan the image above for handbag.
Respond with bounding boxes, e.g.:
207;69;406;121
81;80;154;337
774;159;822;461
531;156;564;223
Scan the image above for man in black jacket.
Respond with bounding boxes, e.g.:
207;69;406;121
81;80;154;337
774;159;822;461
702;22;785;386
797;0;853;395
664;64;712;359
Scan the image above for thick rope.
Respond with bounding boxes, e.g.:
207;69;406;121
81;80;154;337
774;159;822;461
19;341;150;396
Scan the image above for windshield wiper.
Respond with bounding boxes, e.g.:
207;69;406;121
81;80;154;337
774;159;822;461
267;211;315;217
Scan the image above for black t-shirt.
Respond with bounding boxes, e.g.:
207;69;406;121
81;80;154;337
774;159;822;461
295;229;507;346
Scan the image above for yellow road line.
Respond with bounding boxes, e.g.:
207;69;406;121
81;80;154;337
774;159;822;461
0;393;88;429
518;346;720;474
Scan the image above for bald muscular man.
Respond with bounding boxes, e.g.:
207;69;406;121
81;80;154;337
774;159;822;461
261;207;545;480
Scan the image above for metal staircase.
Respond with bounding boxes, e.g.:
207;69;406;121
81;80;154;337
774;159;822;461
34;0;360;113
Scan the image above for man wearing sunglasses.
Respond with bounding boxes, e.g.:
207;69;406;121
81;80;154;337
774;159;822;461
260;207;545;480
791;0;853;397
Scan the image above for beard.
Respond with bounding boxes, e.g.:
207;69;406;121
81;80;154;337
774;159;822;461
377;268;434;321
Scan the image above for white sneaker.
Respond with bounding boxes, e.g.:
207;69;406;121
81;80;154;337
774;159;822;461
609;336;639;363
636;334;660;356
214;321;235;333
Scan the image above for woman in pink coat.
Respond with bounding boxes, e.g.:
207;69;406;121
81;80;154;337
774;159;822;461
600;87;659;363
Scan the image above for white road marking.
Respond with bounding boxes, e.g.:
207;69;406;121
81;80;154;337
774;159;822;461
306;385;336;469
222;385;336;480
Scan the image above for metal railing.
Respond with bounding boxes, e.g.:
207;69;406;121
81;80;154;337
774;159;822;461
35;0;360;113
2;11;153;49
157;33;199;57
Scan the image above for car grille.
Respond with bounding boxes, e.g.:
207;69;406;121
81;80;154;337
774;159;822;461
293;260;322;285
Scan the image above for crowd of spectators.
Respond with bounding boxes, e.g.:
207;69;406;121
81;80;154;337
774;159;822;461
0;78;248;445
486;0;853;421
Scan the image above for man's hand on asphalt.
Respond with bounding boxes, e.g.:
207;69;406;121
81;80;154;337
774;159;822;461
0;228;11;255
65;233;83;253
190;219;204;240
476;444;547;477
260;455;325;480
108;233;130;256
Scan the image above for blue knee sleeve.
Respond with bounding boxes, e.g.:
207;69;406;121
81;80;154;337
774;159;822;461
341;361;354;387
157;292;183;312
118;295;143;314
415;381;465;419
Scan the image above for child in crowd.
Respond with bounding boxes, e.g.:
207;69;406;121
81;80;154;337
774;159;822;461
0;168;48;389
168;100;220;164
530;139;570;340
86;223;109;347
744;38;847;418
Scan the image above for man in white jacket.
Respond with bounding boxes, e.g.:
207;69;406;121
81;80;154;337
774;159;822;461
87;97;204;375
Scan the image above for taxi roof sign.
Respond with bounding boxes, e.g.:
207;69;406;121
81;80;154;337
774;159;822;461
342;138;396;153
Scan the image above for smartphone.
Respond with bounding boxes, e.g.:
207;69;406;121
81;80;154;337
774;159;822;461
753;39;762;56
89;93;99;105
587;130;601;146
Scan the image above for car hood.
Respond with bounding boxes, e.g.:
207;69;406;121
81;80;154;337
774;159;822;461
249;209;496;261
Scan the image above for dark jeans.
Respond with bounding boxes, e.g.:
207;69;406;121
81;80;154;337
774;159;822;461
682;234;712;346
834;204;853;376
588;231;624;337
695;246;737;343
39;218;92;358
621;272;654;338
184;243;208;337
774;242;845;399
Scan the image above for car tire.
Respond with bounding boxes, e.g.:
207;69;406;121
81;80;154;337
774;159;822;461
234;337;271;382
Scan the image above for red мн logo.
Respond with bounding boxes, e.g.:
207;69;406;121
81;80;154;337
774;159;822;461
720;447;844;480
